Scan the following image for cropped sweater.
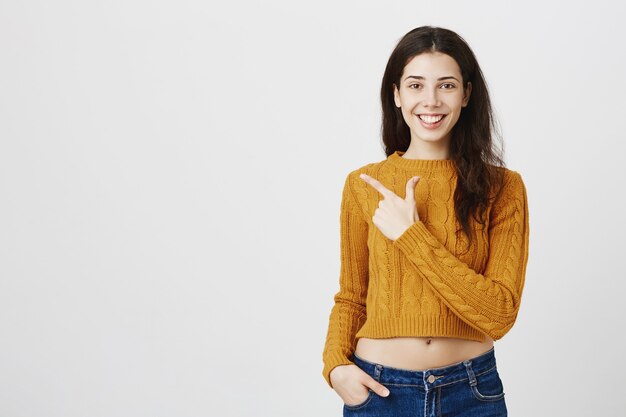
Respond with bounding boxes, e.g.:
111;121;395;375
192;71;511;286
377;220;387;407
321;150;530;388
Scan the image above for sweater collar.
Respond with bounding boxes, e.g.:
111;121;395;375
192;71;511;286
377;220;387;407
386;150;456;171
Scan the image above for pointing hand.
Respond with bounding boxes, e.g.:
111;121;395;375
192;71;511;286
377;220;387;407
359;173;421;241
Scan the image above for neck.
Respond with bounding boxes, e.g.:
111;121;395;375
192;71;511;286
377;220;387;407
404;135;451;160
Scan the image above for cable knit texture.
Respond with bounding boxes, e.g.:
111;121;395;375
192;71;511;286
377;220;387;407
321;150;530;388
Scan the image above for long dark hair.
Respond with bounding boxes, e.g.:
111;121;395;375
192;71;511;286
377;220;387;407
380;25;506;248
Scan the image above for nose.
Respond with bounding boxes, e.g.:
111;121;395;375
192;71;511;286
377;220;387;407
423;86;441;107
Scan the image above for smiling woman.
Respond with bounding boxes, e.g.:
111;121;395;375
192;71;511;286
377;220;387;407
394;55;471;139
321;26;529;417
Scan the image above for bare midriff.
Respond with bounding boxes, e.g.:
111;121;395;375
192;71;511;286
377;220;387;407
355;336;494;370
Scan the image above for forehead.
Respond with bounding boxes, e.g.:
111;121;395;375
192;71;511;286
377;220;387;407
401;52;462;80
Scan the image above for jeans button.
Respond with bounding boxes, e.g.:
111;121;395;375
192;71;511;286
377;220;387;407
427;375;436;383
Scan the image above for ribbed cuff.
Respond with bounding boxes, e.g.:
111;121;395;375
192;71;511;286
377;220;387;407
393;221;430;255
322;351;355;389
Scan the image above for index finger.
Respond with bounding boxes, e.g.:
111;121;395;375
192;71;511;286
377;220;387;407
359;173;394;199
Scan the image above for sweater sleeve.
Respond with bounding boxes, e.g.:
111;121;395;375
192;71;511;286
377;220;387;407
321;172;369;389
392;171;530;340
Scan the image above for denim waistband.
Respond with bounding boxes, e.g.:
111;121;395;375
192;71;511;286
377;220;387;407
350;346;498;390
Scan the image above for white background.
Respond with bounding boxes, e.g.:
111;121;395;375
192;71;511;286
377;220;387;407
1;1;625;416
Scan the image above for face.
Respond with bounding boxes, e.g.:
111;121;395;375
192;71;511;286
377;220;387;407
393;52;472;149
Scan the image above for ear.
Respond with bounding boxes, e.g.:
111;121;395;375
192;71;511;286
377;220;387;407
393;83;401;108
462;81;472;107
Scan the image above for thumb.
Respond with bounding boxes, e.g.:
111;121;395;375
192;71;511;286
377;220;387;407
366;378;390;397
405;176;420;202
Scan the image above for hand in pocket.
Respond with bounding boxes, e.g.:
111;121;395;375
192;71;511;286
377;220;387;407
330;364;390;406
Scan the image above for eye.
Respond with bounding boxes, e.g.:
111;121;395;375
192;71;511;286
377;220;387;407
408;83;455;89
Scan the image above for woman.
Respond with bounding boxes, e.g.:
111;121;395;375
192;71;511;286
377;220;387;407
321;26;530;416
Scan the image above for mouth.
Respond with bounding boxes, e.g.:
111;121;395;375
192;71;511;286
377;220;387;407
416;113;447;128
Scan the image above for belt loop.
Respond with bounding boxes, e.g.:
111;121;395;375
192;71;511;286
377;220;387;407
463;360;477;387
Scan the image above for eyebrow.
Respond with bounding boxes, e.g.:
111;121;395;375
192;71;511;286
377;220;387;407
404;75;460;82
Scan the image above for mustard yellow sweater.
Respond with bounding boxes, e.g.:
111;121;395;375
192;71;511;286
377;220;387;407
321;150;530;388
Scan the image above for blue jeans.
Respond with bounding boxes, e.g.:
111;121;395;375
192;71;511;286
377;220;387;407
343;346;508;416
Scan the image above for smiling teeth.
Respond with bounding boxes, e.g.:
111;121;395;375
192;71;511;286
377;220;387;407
419;114;444;123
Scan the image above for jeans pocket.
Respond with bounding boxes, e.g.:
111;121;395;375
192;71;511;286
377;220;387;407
343;388;374;410
468;366;506;402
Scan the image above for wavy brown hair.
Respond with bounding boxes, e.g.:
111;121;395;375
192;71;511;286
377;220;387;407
380;25;507;249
